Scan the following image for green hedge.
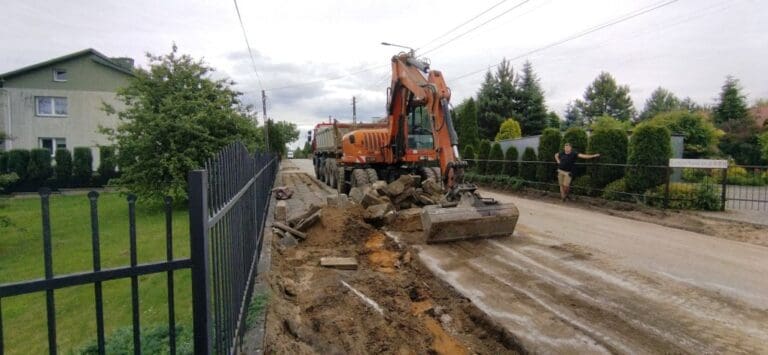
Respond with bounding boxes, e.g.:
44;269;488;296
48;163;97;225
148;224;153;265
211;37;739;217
55;149;73;185
504;146;519;176
462;144;476;172
536;128;561;183
588;128;628;188
571;175;598;196
477;139;491;175
626;125;671;193
0;151;8;173
7;149;30;180
98;145;117;183
73;147;93;187
488;142;504;175
520;147;538;181
27;148;53;183
644;179;720;211
602;178;632;201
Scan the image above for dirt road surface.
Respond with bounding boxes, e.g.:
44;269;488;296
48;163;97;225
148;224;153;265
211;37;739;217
290;159;768;354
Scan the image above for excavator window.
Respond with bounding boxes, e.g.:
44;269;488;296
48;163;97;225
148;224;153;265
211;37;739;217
407;105;434;149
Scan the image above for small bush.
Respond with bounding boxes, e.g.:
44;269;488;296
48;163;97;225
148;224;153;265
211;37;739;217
462;145;476;172
73;147;93;187
477;140;491;175
7;149;30;180
98;145;118;183
602;178;632;201
55;149;73;186
681;167;707;183
643;180;721;211
488;142;504;175
588;128;628;188
535;128;561;183
626;125;671;193
27;148;53;184
520;147;538;181
571;175;598;196
78;325;193;355
504;146;519;176
0;172;19;192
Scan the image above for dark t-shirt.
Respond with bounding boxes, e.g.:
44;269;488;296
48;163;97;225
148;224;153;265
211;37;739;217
557;151;578;172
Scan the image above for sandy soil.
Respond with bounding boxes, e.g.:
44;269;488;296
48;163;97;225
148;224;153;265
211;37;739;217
264;167;523;354
289;158;768;354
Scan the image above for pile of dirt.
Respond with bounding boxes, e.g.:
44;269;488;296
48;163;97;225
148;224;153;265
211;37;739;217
265;205;522;354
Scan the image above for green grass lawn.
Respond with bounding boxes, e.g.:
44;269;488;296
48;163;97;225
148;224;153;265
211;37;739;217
0;193;191;354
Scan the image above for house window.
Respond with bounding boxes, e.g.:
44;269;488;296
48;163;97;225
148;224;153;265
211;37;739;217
39;138;67;156
35;96;68;116
53;68;67;82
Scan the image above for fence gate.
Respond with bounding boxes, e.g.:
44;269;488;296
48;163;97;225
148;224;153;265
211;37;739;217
188;143;278;354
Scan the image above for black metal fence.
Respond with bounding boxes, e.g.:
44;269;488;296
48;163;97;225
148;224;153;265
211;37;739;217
464;159;739;211
723;165;768;211
0;142;278;355
188;143;277;354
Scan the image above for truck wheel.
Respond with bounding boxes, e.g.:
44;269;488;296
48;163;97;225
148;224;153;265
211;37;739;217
365;168;378;184
328;161;337;188
421;166;437;181
314;158;320;179
325;160;333;186
338;167;349;194
352;169;369;187
318;159;326;183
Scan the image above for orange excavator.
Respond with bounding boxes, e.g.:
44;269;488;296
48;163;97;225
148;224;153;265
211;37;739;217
331;49;519;243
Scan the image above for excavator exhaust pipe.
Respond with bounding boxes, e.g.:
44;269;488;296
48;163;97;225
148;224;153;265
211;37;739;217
421;203;519;244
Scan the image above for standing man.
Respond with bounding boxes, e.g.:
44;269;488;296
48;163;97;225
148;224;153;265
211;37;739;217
554;143;600;201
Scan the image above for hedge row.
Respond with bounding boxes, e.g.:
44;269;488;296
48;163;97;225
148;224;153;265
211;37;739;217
0;146;118;192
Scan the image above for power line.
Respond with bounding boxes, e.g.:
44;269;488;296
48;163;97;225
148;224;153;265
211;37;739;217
233;0;264;91
452;0;680;81
420;0;531;55
416;0;509;52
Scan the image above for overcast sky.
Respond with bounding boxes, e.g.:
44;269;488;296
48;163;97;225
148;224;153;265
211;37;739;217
2;0;766;149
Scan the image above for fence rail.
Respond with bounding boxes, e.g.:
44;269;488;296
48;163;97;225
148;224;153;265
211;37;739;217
0;142;278;355
464;158;768;211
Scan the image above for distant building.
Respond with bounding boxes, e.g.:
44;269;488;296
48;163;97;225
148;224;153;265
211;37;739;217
0;48;134;169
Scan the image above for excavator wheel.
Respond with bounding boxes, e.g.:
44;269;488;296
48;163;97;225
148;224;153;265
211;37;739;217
365;168;378;184
352;169;369;187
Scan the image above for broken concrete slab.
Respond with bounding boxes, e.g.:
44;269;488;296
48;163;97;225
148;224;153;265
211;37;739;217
422;177;443;196
273;222;307;240
326;194;339;206
361;191;385;208
364;203;394;222
294;210;322;231
275;201;287;222
320;257;358;270
288;204;321;227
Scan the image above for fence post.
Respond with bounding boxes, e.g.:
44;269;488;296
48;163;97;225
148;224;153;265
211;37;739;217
189;170;211;355
663;166;671;209
720;167;728;211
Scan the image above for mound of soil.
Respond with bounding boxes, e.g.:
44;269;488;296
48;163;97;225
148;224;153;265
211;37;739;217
264;205;522;354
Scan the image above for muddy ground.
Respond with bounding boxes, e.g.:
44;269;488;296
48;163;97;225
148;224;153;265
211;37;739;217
263;170;523;354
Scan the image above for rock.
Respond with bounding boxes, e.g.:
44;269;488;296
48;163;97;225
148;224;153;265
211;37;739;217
414;193;436;206
279;233;299;247
281;278;298;297
372;180;388;194
361;191;385;208
275;201;287;222
272;186;294;200
338;193;349;206
401;251;412;265
364;203;394;222
393;187;416;204
326;194;339;206
383;210;397;225
349;187;365;204
422;177;443;196
440;314;453;327
384;180;405;197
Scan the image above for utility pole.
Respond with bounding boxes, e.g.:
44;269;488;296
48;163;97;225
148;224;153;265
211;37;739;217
262;89;270;152
352;96;357;127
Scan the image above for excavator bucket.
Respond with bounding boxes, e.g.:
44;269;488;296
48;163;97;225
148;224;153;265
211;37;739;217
420;203;519;243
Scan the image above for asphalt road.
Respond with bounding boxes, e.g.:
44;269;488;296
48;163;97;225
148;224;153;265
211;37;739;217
289;159;768;353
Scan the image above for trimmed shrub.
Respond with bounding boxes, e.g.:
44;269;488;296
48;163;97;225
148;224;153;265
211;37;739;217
7;149;30;180
571;175;597;196
0;172;19;192
477;139;491;175
0;151;7;173
495;118;522;141
644;180;721;211
98;145;118;183
73;147;94;187
535;128;561;183
588;128;628;188
462;144;476;172
55;149;73;186
602;178;631;201
626;125;671;193
488;142;504;175
681;167;707;183
520;147;538;181
504;146;519;176
27;148;53;184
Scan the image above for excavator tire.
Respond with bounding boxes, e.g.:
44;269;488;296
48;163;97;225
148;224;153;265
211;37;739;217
352;169;369;187
365;168;378;184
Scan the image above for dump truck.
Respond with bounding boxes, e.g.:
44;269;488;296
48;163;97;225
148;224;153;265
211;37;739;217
313;51;519;243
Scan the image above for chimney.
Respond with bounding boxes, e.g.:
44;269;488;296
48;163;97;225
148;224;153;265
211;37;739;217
110;57;135;71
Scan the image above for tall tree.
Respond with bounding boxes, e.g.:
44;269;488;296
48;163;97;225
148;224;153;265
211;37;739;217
513;61;548;135
476;59;516;140
713;76;749;125
455;97;480;149
577;72;635;122
547;111;561;128
638;87;681;121
563;101;585;128
102;45;261;200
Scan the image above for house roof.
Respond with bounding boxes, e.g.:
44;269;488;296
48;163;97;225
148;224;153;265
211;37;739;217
0;48;134;80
